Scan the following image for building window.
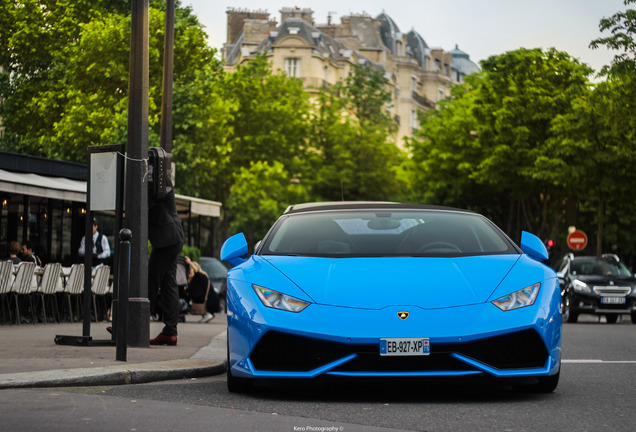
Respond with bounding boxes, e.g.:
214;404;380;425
284;58;301;78
411;76;417;93
438;88;446;101
411;110;420;132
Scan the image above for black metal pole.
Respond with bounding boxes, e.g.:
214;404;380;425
160;0;175;154
82;210;93;337
116;229;132;362
125;0;150;347
110;146;125;340
82;156;93;338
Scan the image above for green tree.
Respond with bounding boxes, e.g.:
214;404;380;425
218;55;311;201
406;79;486;208
308;65;405;202
0;1;233;203
409;48;592;242
226;161;309;247
0;0;121;155
553;0;636;257
590;0;636;77
471;49;592;239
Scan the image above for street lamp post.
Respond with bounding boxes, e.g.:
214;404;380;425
125;0;150;347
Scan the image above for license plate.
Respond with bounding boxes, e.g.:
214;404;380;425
380;338;430;356
601;297;625;304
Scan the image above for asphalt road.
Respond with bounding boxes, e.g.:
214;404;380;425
1;317;635;432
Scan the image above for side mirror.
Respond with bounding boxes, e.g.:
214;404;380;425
221;233;249;267
520;231;549;262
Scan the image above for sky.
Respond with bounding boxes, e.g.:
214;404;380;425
181;0;628;74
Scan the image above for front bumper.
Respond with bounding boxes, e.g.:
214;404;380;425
570;292;636;315
227;295;562;380
242;328;557;379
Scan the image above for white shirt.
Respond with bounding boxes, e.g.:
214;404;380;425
78;231;111;259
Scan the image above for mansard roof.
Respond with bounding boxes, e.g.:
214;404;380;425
227;16;382;68
376;12;401;54
406;30;430;67
265;17;349;60
450;44;481;76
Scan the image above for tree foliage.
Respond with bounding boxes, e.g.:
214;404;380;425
5;2;636;263
307;65;405;202
590;0;636;77
215;55;311;203
226;161;309;246
410;48;593;242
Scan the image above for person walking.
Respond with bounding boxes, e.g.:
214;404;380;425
148;178;185;346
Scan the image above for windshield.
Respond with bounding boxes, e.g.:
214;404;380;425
259;209;517;258
571;258;632;277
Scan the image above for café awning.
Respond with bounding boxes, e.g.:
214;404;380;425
0;168;222;218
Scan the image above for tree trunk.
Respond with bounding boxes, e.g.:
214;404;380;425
596;199;605;256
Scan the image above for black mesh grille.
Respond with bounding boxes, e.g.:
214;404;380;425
249;329;548;373
454;329;548;369
250;331;354;371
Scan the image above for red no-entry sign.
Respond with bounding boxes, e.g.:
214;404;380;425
567;230;588;251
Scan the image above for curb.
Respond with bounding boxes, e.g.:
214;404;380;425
0;332;228;389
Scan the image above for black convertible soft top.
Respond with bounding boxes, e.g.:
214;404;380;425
284;201;474;215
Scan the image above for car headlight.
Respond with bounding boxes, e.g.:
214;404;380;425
572;279;592;293
253;284;310;312
491;283;540;311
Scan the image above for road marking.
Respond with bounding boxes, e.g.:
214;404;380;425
563;359;636;364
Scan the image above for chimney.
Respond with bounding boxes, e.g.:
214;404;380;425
226;7;270;44
280;6;314;25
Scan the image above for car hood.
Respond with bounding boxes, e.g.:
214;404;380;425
262;255;521;309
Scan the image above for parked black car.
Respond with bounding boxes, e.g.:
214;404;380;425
555;253;636;324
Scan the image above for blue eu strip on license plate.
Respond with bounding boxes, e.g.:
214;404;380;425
380;338;430;356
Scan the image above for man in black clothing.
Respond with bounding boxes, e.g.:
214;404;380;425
148;178;185;346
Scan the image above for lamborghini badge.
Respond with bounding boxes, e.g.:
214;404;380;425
397;311;409;320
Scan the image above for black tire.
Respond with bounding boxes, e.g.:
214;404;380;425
562;295;578;323
631;311;636;324
605;314;618;324
515;364;560;393
226;333;252;393
532;370;560;393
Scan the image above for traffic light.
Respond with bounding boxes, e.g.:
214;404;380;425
546;239;554;254
148;147;172;200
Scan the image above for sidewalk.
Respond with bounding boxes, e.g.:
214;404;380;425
0;314;227;389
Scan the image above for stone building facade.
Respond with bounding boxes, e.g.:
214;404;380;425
223;7;480;147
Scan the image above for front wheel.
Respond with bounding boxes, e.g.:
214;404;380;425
515;364;560;393
532;370;560;393
562;295;578;323
226;334;252;393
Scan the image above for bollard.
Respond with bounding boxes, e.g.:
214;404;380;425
116;228;132;362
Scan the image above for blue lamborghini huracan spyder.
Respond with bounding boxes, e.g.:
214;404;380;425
221;203;561;393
